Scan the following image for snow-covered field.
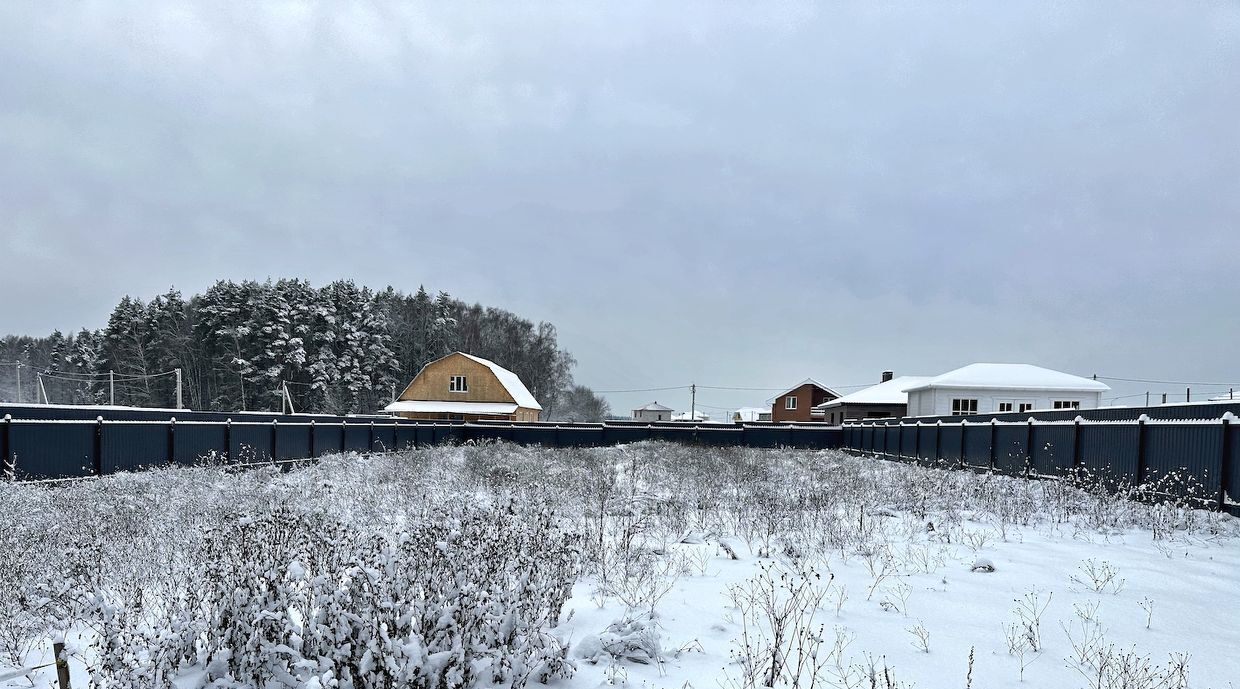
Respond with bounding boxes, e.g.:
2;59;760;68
1;442;1237;688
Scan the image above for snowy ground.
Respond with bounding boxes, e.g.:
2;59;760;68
2;442;1237;688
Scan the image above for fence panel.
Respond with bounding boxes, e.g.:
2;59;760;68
275;424;311;460
434;424;466;444
1030;424;1074;476
1079;424;1140;482
1227;424;1240;507
898;425;917;458
744;426;785;449
9;422;95;480
993;425;1029;475
395;425;417;450
517;426;559;446
174;424;227;465
962;423;993;469
939;424;963;463
916;425;937;462
602;425;651;446
559;426;603;447
343;424;370;452
103;423;169;474
313;424;345;456
231;424;273;463
1144;423;1222;499
371;424;398;452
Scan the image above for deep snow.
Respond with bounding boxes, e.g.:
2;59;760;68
2;442;1236;688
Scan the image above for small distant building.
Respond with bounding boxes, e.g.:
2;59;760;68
903;363;1109;417
633;401;674;422
733;407;772;423
672;410;710;422
815;371;934;424
771;379;839;423
384;352;542;422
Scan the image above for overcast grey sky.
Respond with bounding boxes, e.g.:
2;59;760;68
2;1;1238;414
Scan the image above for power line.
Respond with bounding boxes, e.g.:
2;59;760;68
1095;374;1240;387
593;385;691;394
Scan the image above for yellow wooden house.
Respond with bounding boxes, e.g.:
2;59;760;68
383;352;542;422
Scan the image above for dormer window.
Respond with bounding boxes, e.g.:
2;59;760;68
450;375;468;393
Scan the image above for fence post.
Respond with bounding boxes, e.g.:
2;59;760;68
959;419;968;468
1026;417;1035;476
934;420;942;463
225;418;232;464
913;421;920;459
168;416;176;465
53;640;70;689
1220;413;1234;511
271;419;279;463
1136;414;1148;486
94;416;104;476
369;421;375;452
989;418;998;472
1072;416;1083;472
309;420;316;458
1;414;10;481
340;422;346;453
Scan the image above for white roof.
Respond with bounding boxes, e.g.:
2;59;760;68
815;376;935;409
634;402;674;412
733;407;769;421
383;400;519;415
671;410;710;421
455;353;543;410
903;364;1110;393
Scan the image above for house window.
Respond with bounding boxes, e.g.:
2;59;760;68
785;396;798;410
997;401;1014;413
1053;400;1080;410
449;375;468;393
951;399;978;415
1019;403;1034;413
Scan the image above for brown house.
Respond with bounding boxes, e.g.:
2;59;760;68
383;352;542;422
770;379;839;423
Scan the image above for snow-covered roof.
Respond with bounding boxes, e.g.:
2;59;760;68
1209;391;1239;402
455;353;543;410
634;402;674;412
903;364;1110;393
383;400;519;415
815;376;935;409
770;379;840;401
671;410;710;421
732;407;770;421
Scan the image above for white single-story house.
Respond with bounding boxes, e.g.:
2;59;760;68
814;374;934;425
733;407;772;422
632;401;674;422
904;363;1110;417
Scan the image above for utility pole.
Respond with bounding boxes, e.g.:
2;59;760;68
690;383;696;422
175;368;183;409
1145;391;1150;407
37;374;49;405
14;363;20;404
109;370;115;406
